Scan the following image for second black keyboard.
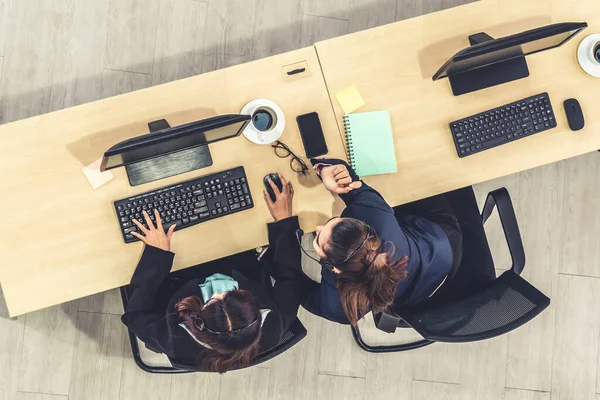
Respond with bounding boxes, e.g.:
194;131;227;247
450;92;557;158
114;166;253;243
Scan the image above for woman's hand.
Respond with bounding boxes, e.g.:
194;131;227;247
131;209;176;251
264;174;294;222
320;164;362;194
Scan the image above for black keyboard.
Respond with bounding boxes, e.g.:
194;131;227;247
450;92;557;158
114;166;253;243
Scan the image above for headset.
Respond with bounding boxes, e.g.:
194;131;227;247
194;316;259;335
295;229;372;272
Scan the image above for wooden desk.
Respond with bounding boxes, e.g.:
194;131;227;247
315;0;600;207
0;47;346;317
3;0;598;317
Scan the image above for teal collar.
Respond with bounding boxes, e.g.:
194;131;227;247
199;273;238;302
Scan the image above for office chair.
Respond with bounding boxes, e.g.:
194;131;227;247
352;186;550;352
120;271;308;373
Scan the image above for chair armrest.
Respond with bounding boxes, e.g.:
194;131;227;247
481;188;525;275
351;325;434;353
119;287;192;374
374;310;404;333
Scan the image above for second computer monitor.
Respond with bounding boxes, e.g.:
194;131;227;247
432;22;588;96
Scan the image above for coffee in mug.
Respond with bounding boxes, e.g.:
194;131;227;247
252;108;276;132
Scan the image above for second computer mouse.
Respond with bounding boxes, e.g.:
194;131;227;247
564;98;585;131
263;173;283;202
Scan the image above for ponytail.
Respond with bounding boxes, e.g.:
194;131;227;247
363;245;407;315
325;218;408;326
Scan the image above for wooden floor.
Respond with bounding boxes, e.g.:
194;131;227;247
1;0;599;399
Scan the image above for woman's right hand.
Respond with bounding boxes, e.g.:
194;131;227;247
264;174;294;222
320;164;362;194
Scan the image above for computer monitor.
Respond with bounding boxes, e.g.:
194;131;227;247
101;114;251;186
432;22;588;96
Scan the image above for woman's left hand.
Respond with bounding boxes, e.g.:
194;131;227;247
320;164;362;194
131;209;176;251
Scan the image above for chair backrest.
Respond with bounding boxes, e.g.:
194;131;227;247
378;186;549;343
121;274;307;373
431;186;497;301
247;318;307;367
168;318;307;371
396;270;549;342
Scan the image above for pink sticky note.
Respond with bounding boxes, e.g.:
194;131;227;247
82;158;114;189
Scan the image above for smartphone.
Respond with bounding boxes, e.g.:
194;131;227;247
297;112;328;158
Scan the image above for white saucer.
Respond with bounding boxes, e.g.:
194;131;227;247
577;34;600;78
240;99;285;145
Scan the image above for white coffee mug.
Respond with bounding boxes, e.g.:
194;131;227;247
240;99;285;144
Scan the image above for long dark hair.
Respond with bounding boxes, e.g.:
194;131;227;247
175;290;262;373
324;218;408;326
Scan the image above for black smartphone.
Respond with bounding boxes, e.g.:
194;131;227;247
296;112;328;158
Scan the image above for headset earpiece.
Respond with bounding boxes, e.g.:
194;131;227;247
319;259;336;271
194;317;206;331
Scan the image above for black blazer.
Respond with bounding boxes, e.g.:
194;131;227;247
121;216;313;367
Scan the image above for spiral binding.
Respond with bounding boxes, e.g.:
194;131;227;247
343;116;355;168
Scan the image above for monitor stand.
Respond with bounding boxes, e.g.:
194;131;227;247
449;32;530;96
125;119;213;186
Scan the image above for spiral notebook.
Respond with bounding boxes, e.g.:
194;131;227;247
344;110;397;177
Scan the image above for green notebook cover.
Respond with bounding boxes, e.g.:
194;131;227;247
344;110;397;177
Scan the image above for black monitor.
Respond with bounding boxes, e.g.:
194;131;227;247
432;22;588;96
101;114;251;186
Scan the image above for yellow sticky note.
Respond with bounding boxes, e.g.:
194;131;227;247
82;158;114;189
335;85;365;114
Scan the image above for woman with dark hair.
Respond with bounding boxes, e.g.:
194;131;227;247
121;174;312;373
301;159;463;326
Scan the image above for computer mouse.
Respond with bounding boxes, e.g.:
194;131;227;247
564;98;585;131
263;173;283;202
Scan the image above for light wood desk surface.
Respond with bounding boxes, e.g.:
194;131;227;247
315;0;600;207
3;0;599;317
0;47;346;317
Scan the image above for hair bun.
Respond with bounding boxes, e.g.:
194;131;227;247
363;246;385;269
371;251;388;270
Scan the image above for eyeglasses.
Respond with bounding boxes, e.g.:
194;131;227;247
271;140;309;174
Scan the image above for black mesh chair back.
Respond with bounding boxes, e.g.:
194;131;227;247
166;317;307;372
120;275;307;373
428;186;497;301
398;269;549;342
352;187;550;352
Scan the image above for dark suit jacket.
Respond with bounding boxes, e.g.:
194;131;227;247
302;159;453;324
121;216;312;367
